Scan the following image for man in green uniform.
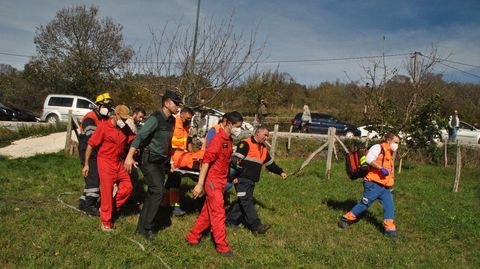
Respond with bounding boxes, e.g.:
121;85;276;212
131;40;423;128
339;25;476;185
124;90;182;240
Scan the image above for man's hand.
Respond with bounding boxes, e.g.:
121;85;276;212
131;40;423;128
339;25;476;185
124;156;138;174
280;172;288;180
380;168;389;176
192;183;204;199
82;165;89;178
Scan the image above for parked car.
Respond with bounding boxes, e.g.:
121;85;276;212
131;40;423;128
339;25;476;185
40;94;96;124
291;113;361;137
192;108;254;134
440;121;480;144
0;102;18;121
358;124;410;141
358;125;381;139
9;106;40;122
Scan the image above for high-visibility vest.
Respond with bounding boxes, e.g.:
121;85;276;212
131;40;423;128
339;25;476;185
171;116;189;150
80;111;101;133
365;142;394;187
242;137;268;165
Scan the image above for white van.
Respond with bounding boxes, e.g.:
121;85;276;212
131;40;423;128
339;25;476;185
41;94;96;123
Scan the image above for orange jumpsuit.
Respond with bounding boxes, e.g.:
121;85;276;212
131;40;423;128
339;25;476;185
88;120;135;228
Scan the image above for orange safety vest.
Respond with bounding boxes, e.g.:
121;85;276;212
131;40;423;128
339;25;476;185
242;137;268;165
171;116;189;150
365;142;394;187
80;111;101;132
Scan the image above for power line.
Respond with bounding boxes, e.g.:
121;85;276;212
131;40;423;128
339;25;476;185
254;53;410;64
421;54;480;69
0;50;409;64
0;52;32;58
436;57;480;69
1;49;479;80
438;61;480;80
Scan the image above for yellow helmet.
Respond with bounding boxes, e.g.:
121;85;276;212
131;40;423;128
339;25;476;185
95;93;113;105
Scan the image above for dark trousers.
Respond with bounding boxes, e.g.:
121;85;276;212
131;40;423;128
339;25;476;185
226;178;261;230
137;150;167;232
165;172;182;189
258;114;267;125
78;142;100;208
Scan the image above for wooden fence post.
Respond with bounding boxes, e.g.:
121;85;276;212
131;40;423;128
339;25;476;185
444;141;448;167
271;124;279;160
452;141;461;192
64;110;73;155
287;125;293;155
398;158;403;174
325;127;335;179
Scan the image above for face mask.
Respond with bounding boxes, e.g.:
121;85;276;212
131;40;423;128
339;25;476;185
231;126;242;137
390;143;399;152
99;107;109;116
183;120;191;127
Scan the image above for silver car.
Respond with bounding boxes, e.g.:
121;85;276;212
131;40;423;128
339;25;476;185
41;94;96;124
441;121;480;144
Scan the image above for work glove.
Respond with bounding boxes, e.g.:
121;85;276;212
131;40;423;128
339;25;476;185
116;119;126;128
380;168;389;176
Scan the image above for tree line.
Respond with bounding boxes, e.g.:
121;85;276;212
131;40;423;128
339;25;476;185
1;5;479;159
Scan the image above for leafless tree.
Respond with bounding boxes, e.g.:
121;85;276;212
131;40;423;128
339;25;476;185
403;45;449;125
134;11;266;106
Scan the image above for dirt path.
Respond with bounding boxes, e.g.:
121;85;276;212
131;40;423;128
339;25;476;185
0;132;77;159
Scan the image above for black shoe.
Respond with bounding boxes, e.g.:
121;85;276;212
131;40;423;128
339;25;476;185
217;250;235;257
338;217;353;229
172;206;186;217
252;224;271;235
84;205;99;217
78;199;87;211
385;230;398;237
138;229;156;241
226;222;240;231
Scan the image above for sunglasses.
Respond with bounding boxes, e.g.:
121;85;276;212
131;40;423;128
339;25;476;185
173;100;182;106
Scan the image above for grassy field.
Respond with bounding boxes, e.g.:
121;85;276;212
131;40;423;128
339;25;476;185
0;153;479;268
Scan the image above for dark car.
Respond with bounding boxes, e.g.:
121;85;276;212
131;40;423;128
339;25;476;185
292;112;361;137
9;106;40;122
0;102;17;121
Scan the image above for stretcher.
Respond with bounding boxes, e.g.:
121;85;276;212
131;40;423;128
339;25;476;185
171;150;204;181
172;168;200;181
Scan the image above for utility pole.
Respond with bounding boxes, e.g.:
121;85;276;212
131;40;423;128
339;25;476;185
382;35;386;91
187;0;201;105
411;51;420;84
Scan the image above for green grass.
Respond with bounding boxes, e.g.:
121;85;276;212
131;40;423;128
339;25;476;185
0;153;479;268
0;123;67;148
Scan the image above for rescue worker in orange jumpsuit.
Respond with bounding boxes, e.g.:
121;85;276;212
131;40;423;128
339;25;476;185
226;126;288;235
185;112;243;257
117;107;146;207
82;105;136;231
165;106;204;216
78;93;112;216
339;133;400;237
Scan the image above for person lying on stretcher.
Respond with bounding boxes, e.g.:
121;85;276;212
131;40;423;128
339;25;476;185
170;107;205;172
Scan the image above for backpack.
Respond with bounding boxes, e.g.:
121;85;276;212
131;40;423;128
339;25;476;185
345;145;384;180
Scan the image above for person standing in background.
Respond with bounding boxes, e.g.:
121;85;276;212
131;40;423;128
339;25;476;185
448;110;460;142
257;99;268;126
301;104;312;133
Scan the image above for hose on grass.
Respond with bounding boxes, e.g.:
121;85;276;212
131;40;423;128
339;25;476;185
57;192;171;269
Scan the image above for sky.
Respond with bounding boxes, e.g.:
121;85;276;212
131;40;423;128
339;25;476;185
1;0;479;85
